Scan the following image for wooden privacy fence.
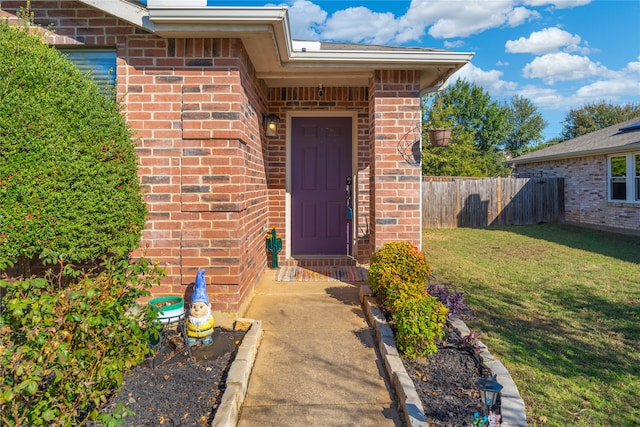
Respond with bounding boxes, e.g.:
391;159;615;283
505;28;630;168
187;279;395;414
422;177;565;228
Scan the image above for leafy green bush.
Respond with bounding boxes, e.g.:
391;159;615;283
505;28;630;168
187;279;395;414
368;242;445;358
393;294;448;358
0;256;163;426
368;241;430;303
383;276;427;314
0;17;146;275
0;14;163;426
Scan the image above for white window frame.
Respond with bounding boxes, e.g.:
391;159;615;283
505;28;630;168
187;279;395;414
608;153;640;203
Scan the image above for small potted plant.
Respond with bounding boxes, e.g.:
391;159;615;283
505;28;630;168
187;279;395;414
425;95;454;147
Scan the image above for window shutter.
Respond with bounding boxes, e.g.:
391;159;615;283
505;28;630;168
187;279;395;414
59;49;117;92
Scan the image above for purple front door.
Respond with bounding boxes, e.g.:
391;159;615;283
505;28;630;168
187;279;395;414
291;116;352;255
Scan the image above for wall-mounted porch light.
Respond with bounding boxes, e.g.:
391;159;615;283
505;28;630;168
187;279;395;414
263;114;280;138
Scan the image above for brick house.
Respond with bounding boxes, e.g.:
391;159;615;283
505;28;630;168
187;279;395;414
2;1;472;322
510;118;640;236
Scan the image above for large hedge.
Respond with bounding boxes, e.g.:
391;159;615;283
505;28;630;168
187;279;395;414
0;17;161;426
0;18;146;273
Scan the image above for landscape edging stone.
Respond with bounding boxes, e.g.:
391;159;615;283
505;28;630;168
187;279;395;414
210;319;263;427
359;285;528;427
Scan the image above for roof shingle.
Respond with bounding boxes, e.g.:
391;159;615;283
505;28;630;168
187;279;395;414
510;116;640;165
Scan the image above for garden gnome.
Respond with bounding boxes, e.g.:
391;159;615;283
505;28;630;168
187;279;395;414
487;411;501;427
187;269;215;346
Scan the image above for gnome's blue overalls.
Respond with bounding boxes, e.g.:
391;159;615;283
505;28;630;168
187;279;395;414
187;269;215;346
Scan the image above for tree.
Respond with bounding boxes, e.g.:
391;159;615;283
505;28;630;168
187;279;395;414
0;17;147;274
422;79;511;177
423;130;509;176
521;136;562;155
437;79;510;152
504;95;546;157
561;101;640;140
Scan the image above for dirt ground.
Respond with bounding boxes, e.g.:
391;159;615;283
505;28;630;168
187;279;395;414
98;327;244;427
402;325;494;426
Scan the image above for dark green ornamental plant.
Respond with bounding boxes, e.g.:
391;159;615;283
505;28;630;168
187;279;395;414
0;14;146;276
0;11;162;426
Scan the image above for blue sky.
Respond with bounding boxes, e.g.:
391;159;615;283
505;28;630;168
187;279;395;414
225;0;640;140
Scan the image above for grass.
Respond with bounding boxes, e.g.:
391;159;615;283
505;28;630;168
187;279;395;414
422;224;640;427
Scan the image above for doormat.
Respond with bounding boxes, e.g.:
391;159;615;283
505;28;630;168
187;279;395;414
275;266;368;282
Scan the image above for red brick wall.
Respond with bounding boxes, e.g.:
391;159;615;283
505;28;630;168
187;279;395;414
369;70;423;252
3;2;271;317
516;156;640;235
3;1;427;314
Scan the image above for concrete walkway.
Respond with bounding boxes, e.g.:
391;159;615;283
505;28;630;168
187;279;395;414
237;269;401;426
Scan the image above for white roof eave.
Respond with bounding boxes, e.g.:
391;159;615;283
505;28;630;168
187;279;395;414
77;1;474;90
79;0;152;30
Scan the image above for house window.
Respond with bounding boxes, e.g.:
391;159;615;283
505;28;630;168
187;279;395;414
57;49;117;94
608;154;639;203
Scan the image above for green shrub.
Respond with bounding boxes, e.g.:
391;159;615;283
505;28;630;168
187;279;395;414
394;294;448;358
0;16;146;275
384;276;427;314
0;255;163;426
368;241;430;303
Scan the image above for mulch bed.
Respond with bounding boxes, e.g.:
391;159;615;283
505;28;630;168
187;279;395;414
401;325;493;426
95;327;245;427
97;314;495;427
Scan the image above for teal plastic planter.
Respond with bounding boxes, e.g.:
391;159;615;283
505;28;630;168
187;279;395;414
149;295;185;324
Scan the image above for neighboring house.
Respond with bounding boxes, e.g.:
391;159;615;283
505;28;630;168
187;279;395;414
510;118;640;236
1;0;472;322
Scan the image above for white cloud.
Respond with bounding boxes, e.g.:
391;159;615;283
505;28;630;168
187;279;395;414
270;0;327;40
272;0;601;48
575;78;640;99
496;60;510;67
278;0;580;44
453;63;518;94
517;85;565;108
505;27;583;55
524;0;591;9
573;60;640;99
444;40;465;49
457;57;640;111
522;52;611;84
322;7;399;44
624;57;640;74
507;7;541;27
404;0;538;39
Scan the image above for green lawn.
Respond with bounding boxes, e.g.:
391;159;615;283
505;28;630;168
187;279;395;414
422;225;640;427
